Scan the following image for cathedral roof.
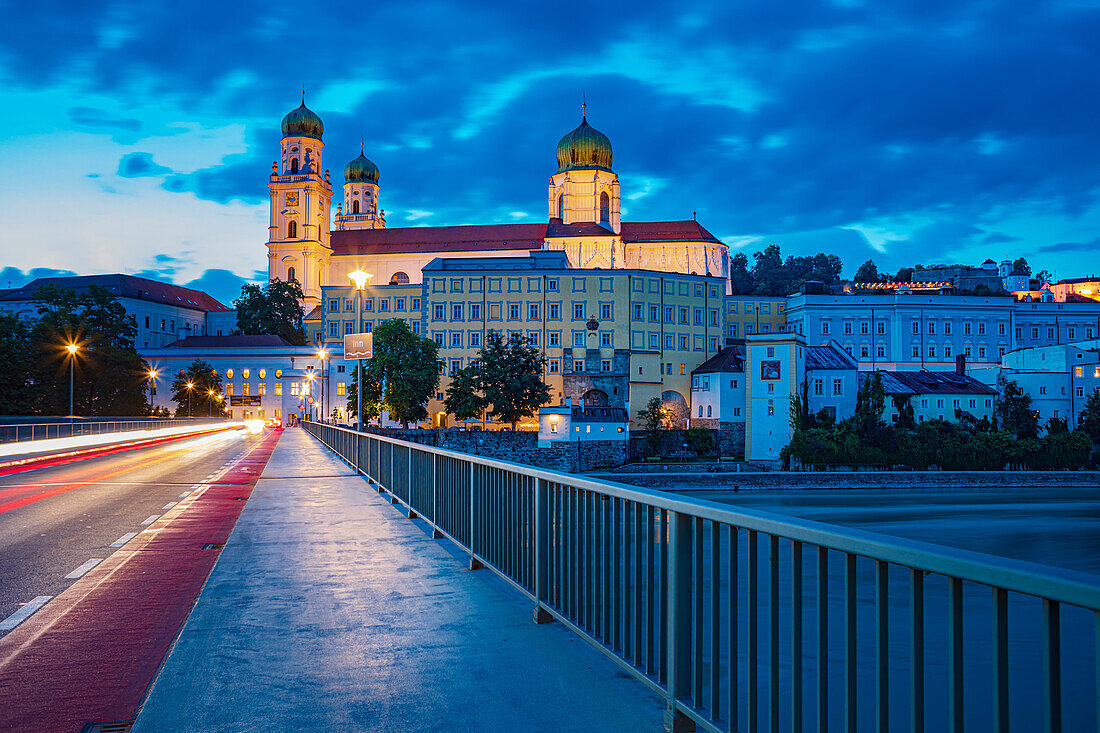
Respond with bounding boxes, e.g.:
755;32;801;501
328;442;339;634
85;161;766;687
555;114;613;173
329;220;724;255
281;101;323;141
344;150;379;184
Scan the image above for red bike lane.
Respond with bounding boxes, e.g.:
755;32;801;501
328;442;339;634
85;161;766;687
0;429;281;733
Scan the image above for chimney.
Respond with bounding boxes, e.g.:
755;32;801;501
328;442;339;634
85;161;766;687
955;354;966;376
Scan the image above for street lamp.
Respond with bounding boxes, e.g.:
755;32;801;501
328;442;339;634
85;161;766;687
66;343;79;420
306;371;317;421
186;381;195;418
347;269;373;432
207;389;218;417
147;369;158;414
317;348;328;423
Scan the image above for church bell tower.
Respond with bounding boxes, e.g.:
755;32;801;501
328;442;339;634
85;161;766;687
266;94;333;307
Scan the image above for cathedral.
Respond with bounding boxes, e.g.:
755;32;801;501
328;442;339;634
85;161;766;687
266;98;729;306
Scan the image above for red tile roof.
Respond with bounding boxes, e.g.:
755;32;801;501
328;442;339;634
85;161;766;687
329;219;724;255
0;274;230;312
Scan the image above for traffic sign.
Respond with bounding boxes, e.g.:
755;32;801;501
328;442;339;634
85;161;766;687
306;396;315;405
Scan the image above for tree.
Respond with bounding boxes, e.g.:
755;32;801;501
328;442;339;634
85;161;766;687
1078;387;1100;447
31;284;150;416
1045;416;1068;435
853;259;882;283
728;252;754;295
685;427;715;457
893;266;916;283
234;279;306;345
345;362;383;423
853;372;886;437
444;364;488;422
1036;269;1054;286
997;377;1039;439
790;378;812;433
637;396;672;456
1012;258;1031;276
365;319;440;428
169;360;225;417
0;312;38;415
449;331;550;430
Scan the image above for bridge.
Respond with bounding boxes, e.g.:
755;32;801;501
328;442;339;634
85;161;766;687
0;420;1097;731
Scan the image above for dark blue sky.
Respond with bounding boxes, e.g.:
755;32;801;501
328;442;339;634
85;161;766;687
3;0;1099;304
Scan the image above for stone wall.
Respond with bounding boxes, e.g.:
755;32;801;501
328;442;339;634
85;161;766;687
591;469;1100;490
627;426;743;460
373;428;626;474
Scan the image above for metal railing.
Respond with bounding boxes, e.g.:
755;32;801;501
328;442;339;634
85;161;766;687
304;422;1100;732
0;418;226;444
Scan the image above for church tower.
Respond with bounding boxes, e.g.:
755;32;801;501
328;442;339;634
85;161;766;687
266;96;333;306
334;145;386;230
547;109;621;233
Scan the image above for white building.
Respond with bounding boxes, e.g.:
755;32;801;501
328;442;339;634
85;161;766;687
0;274;233;349
1002;342;1100;429
805;341;859;422
143;335;327;423
744;333;805;463
537;402;629;445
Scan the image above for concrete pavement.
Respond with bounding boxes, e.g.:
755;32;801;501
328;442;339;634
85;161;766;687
134;427;665;732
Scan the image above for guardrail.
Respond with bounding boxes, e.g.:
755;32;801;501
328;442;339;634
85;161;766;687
304;421;1100;732
0;418;226;444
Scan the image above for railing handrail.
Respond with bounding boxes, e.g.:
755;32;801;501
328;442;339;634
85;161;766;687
309;422;1100;611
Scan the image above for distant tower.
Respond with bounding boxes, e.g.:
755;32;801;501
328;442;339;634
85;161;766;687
266;94;332;306
334;144;386;230
547;106;621;234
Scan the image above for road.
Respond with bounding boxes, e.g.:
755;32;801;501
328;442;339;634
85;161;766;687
0;427;266;624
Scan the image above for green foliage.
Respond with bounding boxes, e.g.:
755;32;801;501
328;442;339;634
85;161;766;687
853;373;886;437
345;360;383;423
444;364;487;422
362;319;440;428
1012;258;1031;276
637;396;672;455
853;259;884;282
234;279;306;345
29;284;150;416
1045;416;1068;435
685;427;715;457
1036;269;1053;285
997;377;1039;439
444;330;551;430
1078;388;1100;447
169;360;226;417
728;243;843;295
0;312;37;414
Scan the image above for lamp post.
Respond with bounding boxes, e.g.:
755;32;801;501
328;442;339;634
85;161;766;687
185;381;195;418
147;369;158;414
65;343;79;420
306;371;317;422
208;389;216;417
317;348;328;423
347;269;373;432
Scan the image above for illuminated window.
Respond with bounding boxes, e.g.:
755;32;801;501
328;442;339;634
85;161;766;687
767;405;775;416
243;383;250;395
226;368;234;379
258;383;266;395
259;369;266;379
226;383;233;395
275;383;282;396
291;383;300;396
337;382;346;396
243;369;250;379
680;364;686;375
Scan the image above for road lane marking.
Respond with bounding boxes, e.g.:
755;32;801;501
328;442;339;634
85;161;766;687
140;515;160;526
110;533;138;548
65;559;103;579
162;502;177;510
179;491;191;497
0;596;53;632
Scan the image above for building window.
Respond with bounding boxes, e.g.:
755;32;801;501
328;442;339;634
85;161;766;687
509;304;520;320
978;323;986;336
601;303;612;320
529;303;540;320
574;360;584;372
573;332;585;347
549;359;560;374
287;220;297;238
877;322;885;335
821;322;830;334
833;379;842;396
451;332;463;347
912;345;919;357
600;192;610;224
287;266;296;283
600;332;612;347
452;304;463;320
549;303;560;320
978;346;986;358
633;303;643;320
573;304;585;320
814;378;823;395
258;382;266;395
767;405;775;416
944;345;952;357
337;382;345;396
601;359;611;372
242;382;250;395
877;345;885;358
549;332;560;347
680;364;686;375
470;331;481;347
433;304;445;320
912;322;920;334
861;345;869;359
291;383;300;396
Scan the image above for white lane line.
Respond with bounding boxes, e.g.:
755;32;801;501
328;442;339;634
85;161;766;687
110;532;138;548
162;502;177;510
140;515;160;526
65;559;103;579
178;491;191;498
0;596;53;632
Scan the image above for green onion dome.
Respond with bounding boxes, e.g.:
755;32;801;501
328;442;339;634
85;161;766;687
556;114;613;173
281;101;324;141
344;150;380;184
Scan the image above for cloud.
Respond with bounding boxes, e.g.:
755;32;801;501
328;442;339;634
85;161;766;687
982;232;1018;245
0;267;80;289
182;269;263;307
1036;239;1100;254
68;106;141;132
118;152;172;178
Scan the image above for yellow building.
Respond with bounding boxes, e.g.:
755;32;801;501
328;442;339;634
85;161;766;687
725;296;787;339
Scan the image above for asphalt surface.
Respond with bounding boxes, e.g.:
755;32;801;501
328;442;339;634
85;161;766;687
0;426;266;625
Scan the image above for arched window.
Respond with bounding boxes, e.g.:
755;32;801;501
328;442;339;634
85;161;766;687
390;271;410;285
287;266;296;282
287;220;297;238
558;193;564;219
290;158;299;174
600;192;610;225
352;200;360;214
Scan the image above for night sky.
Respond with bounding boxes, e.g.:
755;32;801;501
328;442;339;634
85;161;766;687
3;1;1099;304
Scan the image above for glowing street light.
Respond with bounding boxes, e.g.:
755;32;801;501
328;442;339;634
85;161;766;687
66;342;80;419
186;380;195;418
147;369;159;412
347;269;374;434
208;388;218;417
316;348;328;422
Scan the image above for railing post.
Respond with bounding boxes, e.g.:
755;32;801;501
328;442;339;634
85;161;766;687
469;461;482;570
664;510;696;733
533;477;552;624
431;452;443;539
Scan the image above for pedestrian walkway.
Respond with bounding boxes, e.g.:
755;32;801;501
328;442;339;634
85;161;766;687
134;428;665;732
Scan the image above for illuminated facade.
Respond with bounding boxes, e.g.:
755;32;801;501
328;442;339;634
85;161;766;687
265;100;729;309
